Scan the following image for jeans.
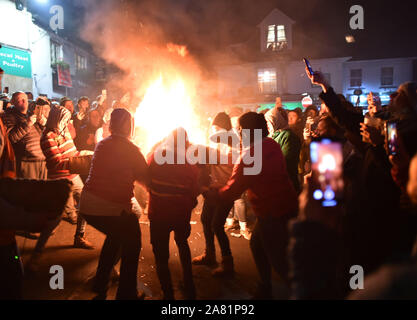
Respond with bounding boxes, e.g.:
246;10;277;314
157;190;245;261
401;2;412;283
150;217;195;299
250;213;295;292
83;211;141;299
0;242;23;299
65;175;87;236
201;199;234;257
228;196;247;223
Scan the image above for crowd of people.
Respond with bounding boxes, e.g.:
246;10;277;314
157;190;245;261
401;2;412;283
1;66;417;300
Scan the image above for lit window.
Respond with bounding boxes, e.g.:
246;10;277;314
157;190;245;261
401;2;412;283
277;25;286;42
381;67;393;86
75;53;87;71
266;25;287;51
258;68;277;93
267;25;275;45
50;41;62;64
350;69;362;87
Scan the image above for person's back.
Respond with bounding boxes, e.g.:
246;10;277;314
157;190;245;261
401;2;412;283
147;151;199;222
228;137;298;218
84;135;148;207
80;108;148;300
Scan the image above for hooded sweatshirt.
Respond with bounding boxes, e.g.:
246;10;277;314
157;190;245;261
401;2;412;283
265;107;302;193
40;106;79;179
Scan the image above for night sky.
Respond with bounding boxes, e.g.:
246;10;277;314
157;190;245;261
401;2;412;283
29;0;417;62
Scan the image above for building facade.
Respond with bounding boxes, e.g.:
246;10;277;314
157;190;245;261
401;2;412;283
0;0;102;100
216;8;417;111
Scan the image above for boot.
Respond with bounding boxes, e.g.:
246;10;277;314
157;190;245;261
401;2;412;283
74;234;95;249
212;255;234;277
192;250;217;266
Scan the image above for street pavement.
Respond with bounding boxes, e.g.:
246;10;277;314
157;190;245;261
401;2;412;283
16;205;288;300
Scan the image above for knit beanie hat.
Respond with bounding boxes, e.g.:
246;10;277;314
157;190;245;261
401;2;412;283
212;112;232;131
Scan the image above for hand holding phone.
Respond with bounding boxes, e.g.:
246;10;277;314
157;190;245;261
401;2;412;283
303;58;314;77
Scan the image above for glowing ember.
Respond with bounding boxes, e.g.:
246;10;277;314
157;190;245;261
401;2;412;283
166;43;188;57
133;75;206;154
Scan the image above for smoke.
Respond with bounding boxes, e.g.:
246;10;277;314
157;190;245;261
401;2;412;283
78;0;283;102
78;0;338;107
80;1;199;100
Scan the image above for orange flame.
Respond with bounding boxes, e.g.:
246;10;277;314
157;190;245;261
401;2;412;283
133;75;206;154
167;43;188;58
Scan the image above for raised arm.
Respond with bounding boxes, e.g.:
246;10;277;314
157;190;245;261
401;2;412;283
2;112;35;144
306;68;364;137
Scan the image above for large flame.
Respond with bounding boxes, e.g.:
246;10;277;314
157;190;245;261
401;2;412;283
133;75;206;154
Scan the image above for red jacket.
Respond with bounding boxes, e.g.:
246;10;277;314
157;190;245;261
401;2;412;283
84;135;149;207
147;151;200;222
219;137;298;218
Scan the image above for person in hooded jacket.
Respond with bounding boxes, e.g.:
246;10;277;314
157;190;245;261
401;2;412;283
147;127;200;299
80;108;149;300
265;107;302;194
192;112;238;277
26;105;95;272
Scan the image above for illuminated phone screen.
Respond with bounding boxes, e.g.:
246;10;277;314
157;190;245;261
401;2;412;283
310;139;344;207
387;122;398;155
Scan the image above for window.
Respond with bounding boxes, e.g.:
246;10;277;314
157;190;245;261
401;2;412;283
350;69;362;87
50;40;62;64
258;68;277;93
75;53;87;71
381;67;393;86
266;25;287;51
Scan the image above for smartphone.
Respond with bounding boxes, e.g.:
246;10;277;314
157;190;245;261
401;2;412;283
310;138;344;207
303;58;314;77
363;116;382;143
386;121;398;155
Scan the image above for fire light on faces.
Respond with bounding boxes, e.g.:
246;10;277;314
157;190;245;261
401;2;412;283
133;75;206;154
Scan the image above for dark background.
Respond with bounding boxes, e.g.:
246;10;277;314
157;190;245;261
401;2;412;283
27;0;417;60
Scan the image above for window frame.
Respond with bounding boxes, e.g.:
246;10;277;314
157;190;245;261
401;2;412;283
75;53;87;71
381;67;394;86
50;40;62;65
350;69;362;88
266;24;287;51
258;68;277;94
